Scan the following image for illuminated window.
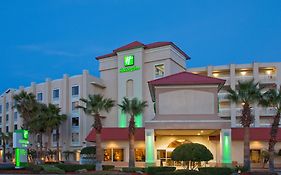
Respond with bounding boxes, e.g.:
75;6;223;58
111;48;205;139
53;89;60;100
155;64;164;79
37;92;43;101
135;148;145;162
157;150;166;160
71;133;79;143
72;86;79;96
72;101;79;111
113;149;124;162
72;117;79;127
104;149;112;161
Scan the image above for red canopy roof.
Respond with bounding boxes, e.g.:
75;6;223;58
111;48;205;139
85;127;145;142
148;71;226;101
96;41;190;60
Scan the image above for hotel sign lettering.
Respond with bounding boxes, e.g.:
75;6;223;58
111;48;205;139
120;55;141;73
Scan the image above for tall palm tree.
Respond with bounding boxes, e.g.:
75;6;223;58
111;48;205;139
260;87;281;172
118;97;147;168
227;79;261;170
77;94;115;171
45;104;67;161
0;132;13;162
13;91;38;129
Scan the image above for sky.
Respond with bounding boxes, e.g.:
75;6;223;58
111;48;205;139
1;0;281;93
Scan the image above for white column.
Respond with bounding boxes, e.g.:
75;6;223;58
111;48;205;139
145;129;155;166
230;64;236;127
207;65;213;76
253;63;260;127
220;129;232;164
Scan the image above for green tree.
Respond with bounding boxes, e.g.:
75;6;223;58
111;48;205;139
227;79;261;170
77;94;115;171
13;91;38;129
118;97;147;168
260;88;281;172
0;132;13;162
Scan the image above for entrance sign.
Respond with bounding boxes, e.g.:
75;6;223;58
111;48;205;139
13;130;29;168
120;55;141;73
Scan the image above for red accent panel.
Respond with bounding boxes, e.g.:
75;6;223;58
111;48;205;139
231;128;281;141
85;127;145;142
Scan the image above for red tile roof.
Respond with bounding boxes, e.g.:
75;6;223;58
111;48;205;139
148;71;225;102
96;41;190;60
85;127;145;142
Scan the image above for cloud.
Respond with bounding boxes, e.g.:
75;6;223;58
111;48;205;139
17;44;82;57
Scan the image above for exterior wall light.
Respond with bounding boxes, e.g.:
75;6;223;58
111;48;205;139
212;73;219;77
240;71;247;76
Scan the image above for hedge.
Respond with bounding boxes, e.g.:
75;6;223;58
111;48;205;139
199;167;234;175
26;164;43;173
41;165;65;174
54;164;114;172
145;166;176;175
121;167;145;172
0;163;15;170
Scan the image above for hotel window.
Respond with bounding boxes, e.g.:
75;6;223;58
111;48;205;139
14;112;18;122
37;92;43;102
72;117;79;127
155;64;165;79
6;114;9;122
72;101;79;112
0;116;2;125
6;102;9;111
14;124;17;130
135;148;145;162
53;89;60;100
157;150;166;160
71;132;79;143
72;86;79;96
6;126;8;132
104;149;112;161
52;133;57;142
0;105;2;113
113;149;124;162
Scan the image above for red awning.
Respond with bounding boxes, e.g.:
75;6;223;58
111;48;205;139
209;128;281;141
85;127;145;142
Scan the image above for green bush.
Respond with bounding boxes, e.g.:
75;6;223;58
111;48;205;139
0;163;15;170
81;146;96;155
41;165;65;174
156;170;209;175
54;164;114;172
145;166;176;175
122;167;145;172
26;164;43;173
199;167;234;175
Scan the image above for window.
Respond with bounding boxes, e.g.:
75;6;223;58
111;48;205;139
0;105;2;113
250;149;261;163
6;102;9;111
72;101;79;111
72;86;79;96
14;124;17;130
53;89;60;100
157;150;166;160
71;133;79;143
72;117;79;127
0;116;2;125
135;148;145;162
14;112;18;122
52;133;57;142
6;126;8;132
37;92;43;101
104;149;112;161
155;64;165;79
113;149;124;162
6;114;9;122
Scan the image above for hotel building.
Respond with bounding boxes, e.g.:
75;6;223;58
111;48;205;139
1;41;281;166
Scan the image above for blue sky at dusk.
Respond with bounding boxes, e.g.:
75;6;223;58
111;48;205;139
1;0;281;93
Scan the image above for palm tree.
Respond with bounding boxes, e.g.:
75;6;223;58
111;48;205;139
45;104;67;161
260;88;281;172
77;94;115;171
0;132;13;162
118;97;147;168
227;79;261;170
13;91;38;129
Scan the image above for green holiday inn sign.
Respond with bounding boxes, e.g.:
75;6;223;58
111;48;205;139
120;55;141;73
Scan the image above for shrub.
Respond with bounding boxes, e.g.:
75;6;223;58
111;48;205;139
26;164;43;173
122;167;145;172
156;170;209;175
54;164;114;172
103;165;115;170
41;165;65;174
199;167;234;175
0;163;15;170
145;166;176;175
241;172;278;175
81;146;96;155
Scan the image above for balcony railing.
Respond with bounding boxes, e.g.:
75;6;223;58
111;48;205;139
260;107;276;116
218;108;230;117
259;75;276;84
218;93;229;101
236;76;253;83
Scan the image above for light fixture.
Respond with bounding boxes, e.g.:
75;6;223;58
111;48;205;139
241;102;245;106
200;130;204;133
240;71;247;76
266;70;272;75
197;133;201;136
177;139;185;143
212;73;219;77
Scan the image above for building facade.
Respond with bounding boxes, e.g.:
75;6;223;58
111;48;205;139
1;41;281;166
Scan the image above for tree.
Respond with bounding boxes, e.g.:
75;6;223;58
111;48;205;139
260;88;281;172
171;143;213;170
13;91;38;129
77;94;115;171
44;104;67;161
0;132;13;162
118;97;147;168
227;79;262;170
